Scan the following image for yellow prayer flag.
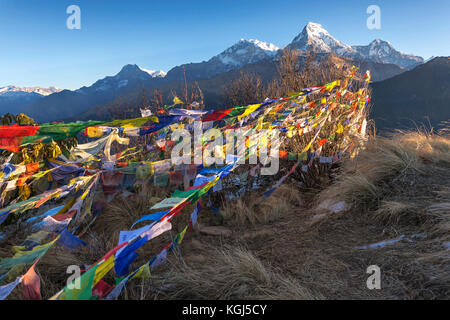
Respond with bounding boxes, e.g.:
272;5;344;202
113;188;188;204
178;225;188;245
132;263;151;280
238;104;261;121
93;255;115;286
86;126;103;138
173;96;183;105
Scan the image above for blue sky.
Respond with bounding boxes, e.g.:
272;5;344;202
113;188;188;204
0;0;448;90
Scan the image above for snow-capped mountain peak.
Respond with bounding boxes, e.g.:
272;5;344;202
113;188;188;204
351;39;424;69
138;66;167;78
287;22;423;69
0;85;61;96
213;38;280;68
0;85;62;116
357;39;396;58
246;39;279;53
114;64;166;79
294;22;331;41
289;22;354;55
78;64;167;94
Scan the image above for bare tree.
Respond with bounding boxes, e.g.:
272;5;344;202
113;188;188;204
224;49;349;104
224;71;266;106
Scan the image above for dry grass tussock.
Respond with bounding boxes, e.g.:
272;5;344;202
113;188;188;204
317;129;450;226
221;184;302;226
104;129;450;300
7;130;450;299
91;183;169;239
145;246;321;300
313;129;450;296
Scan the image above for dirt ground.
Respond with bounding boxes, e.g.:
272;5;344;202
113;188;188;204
174;200;447;299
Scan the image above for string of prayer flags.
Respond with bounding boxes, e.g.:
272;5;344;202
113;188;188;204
154;172;169;187
0;236;59;279
21;121;104;145
202;109;233;122
0;67;371;300
151;197;186;210
131;210;169;228
62;264;98;300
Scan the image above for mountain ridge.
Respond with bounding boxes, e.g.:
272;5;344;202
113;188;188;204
371;56;450;130
11;22;425;122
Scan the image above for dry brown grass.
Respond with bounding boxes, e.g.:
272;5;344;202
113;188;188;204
5;128;450;300
91;183;169;240
308;129;450;298
317;130;450;218
374;200;416;225
146;246;321;300
36;231;117;299
120;129;449;300
221;184;302;226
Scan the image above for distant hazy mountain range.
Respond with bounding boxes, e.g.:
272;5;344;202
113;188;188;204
0;86;61;115
371;57;450;131
2;22;427;124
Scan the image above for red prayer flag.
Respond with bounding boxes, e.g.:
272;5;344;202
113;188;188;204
21;262;42;300
202;109;233;122
92;280;113;299
0;124;39;138
318;139;327;147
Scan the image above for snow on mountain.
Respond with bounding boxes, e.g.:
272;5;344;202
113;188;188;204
164;38;281;82
138;67;167;78
288;22;423;69
82;64;166;92
351;39;424;69
0;85;61;96
0;86;61;115
16;22;426;122
288;22;355;56
213;38;280;68
247;39;280;54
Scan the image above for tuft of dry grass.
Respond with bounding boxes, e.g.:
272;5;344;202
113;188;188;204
221;184;302;226
148;246;321;300
221;198;256;225
91;183;168;239
374;200;415;225
426;202;450;240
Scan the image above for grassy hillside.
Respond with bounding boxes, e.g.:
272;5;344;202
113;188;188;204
5;129;448;299
141;129;450;299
